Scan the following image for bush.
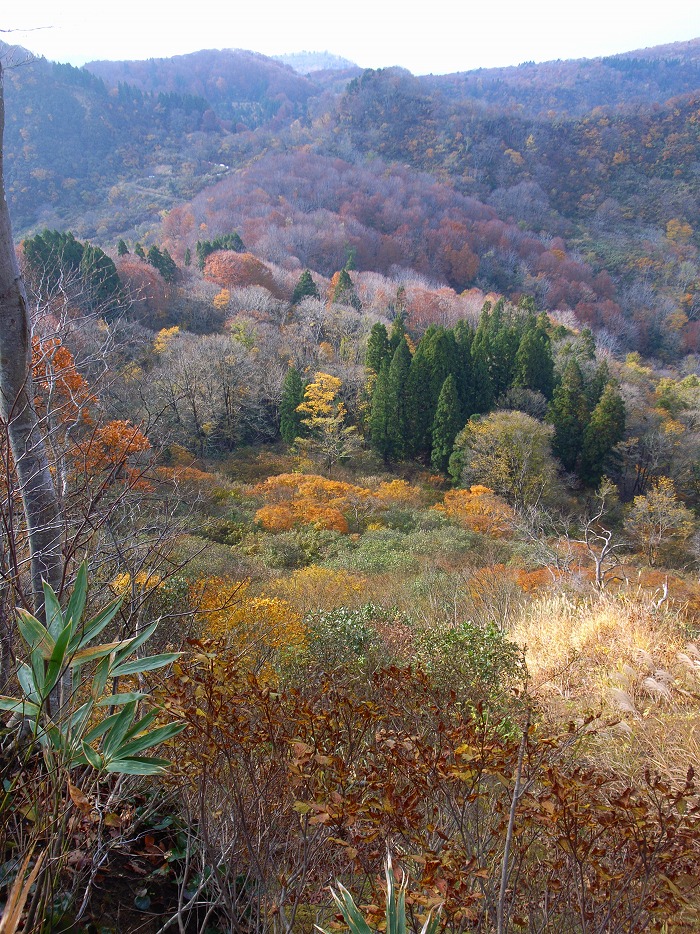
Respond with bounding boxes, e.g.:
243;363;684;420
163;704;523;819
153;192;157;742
415;619;527;705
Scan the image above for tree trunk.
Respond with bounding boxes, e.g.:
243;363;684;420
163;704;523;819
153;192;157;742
0;61;62;618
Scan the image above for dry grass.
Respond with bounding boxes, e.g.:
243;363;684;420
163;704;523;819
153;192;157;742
511;591;700;781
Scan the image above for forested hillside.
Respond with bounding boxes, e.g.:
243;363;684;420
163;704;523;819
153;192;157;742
4;35;700;934
5;37;700;357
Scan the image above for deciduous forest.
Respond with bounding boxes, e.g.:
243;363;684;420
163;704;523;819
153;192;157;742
3;34;700;934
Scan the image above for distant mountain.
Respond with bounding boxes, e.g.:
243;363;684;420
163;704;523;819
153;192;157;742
274;51;359;74
6;37;700;357
85;49;316;125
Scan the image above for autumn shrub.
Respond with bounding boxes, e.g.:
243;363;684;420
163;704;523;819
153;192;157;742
288;604;412;680
255;526;345;569
414;619;527;708
434;485;517;537
267;565;367;615
191;577;304;676
161;649;700;934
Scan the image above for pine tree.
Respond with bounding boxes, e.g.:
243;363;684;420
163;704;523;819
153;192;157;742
279;366;305;444
117;239;129;256
470;339;494;414
160;248;178;283
134;242;146;260
291;269;320;305
548;359;589;473
329;268;361;310
580;382;626;487
365;322;390;374
404;341;434;458
453;319;475;418
368;362;393;461
431;375;462;473
388;312;407;352
184;247;192;267
369;337;411;461
513;323;554;399
387;336;412;458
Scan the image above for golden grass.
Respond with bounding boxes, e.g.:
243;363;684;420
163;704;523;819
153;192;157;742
511;591;700;781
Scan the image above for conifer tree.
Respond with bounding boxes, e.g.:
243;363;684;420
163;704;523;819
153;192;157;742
548;359;589;473
454;319;475;417
329;268;361;310
369;338;411;461
404;340;435;457
387;336;412;457
160;247;178;283
365;322;390;374
388;312;407;352
184;247;192;267
291;269;320;305
279;366;305;444
431;374;462;473
117;238;129;256
580;382;626;487
368;362;393;462
134;242;146;260
513;323;554;399
470;339;494;414
425;327;460;410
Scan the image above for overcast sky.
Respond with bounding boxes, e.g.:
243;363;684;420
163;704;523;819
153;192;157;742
3;0;700;75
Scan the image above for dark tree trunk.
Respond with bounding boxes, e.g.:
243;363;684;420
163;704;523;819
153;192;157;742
0;61;62;617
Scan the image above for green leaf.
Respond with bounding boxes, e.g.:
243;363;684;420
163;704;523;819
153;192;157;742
16;609;53;658
111;652;181;678
92;655;111;699
65;562;88;629
81;742;103;770
72;639;134;666
30;649;46;697
17;661;40;704
0;696;40;717
113;621;158;666
67;702;94;739
331;885;374;934
115;721;185;759
44;622;73;695
95;692;148;707
43;580;64;641
101;701;138;758
83;710;123;745
104;755;171;775
71;597;123;654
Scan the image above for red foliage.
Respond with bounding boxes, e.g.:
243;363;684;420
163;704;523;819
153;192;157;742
203;250;286;299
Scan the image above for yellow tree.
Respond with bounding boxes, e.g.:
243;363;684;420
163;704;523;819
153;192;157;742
625;476;695;567
295;372;358;471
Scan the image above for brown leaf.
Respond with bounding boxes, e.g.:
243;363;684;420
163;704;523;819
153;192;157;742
68;781;92;815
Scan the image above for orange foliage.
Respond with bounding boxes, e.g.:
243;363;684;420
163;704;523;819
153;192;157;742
32;336;94;425
72;420;151;489
203;251;284;298
191;577;304;673
268;565;367;615
116;256;168;323
374;479;423;506
435;485;516;536
252;473;377;533
514;567;557;593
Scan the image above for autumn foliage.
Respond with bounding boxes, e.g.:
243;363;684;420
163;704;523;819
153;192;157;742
435;485;516;536
162;651;700;934
203;250;285;298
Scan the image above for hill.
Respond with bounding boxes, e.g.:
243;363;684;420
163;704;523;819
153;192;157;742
5;37;700;356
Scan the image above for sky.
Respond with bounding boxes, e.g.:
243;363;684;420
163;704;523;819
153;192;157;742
3;0;700;76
